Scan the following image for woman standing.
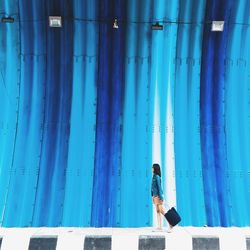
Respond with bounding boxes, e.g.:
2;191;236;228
151;163;173;232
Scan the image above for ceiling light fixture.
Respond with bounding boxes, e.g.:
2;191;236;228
49;16;62;27
113;18;119;29
211;21;224;31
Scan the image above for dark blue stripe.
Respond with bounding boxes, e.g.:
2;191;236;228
91;0;125;227
2;0;35;227
32;0;73;226
200;0;232;226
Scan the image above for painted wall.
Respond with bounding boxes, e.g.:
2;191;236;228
0;0;249;227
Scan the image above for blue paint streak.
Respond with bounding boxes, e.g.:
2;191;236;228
200;0;232;226
91;0;125;227
32;0;73;226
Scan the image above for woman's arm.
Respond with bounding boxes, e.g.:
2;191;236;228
156;176;164;200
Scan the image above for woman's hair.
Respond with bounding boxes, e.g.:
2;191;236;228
153;163;161;177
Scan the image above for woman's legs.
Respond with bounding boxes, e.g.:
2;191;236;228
158;204;173;231
157;212;162;229
153;198;173;231
158;204;166;215
155;205;162;229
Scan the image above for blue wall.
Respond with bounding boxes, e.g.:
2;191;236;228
0;0;250;227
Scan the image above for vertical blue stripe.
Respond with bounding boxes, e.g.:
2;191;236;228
175;0;207;226
224;0;250;226
0;0;20;226
62;0;98;227
200;0;232;226
120;0;138;227
133;0;151;227
32;0;73;226
91;0;125;227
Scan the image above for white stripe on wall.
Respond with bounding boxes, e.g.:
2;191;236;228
152;82;162;227
165;79;176;209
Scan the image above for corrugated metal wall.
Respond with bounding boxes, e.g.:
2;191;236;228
0;0;249;227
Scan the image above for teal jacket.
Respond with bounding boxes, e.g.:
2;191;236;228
151;174;164;200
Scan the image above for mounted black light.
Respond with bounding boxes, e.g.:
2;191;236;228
1;16;15;23
151;22;163;30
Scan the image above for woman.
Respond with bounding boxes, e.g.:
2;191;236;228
151;163;173;232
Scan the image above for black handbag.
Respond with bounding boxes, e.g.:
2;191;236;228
164;207;181;226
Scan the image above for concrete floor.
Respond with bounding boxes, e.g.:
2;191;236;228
0;226;250;250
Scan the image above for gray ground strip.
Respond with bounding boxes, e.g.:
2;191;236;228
139;235;165;250
84;235;112;250
192;237;220;250
246;238;250;250
28;237;57;250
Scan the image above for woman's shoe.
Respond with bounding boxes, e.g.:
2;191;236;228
152;227;163;232
167;225;173;233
